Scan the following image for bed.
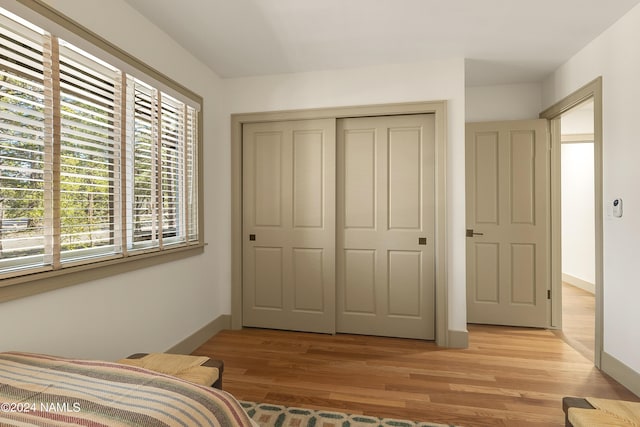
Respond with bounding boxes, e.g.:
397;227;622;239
0;352;256;426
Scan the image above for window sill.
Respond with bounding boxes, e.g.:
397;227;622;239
0;244;205;303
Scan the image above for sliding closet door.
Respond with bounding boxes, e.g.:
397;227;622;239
336;114;436;339
242;119;336;333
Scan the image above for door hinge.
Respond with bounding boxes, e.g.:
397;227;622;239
547;290;551;300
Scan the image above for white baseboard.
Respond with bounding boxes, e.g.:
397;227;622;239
562;273;595;294
601;351;640;397
167;314;231;354
448;329;469;348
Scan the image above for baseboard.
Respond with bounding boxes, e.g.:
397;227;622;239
601;351;640;397
448;329;469;348
166;314;231;355
562;273;595;294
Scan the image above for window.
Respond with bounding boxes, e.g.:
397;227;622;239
128;79;196;249
0;7;201;283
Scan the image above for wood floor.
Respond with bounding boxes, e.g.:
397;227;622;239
193;325;638;427
560;282;595;361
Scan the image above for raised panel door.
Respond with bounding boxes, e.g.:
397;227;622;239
337;114;435;340
466;120;549;327
243;119;335;333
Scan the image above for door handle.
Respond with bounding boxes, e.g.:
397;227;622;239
466;229;484;237
418;237;427;245
249;234;256;241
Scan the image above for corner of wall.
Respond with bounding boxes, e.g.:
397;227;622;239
167;314;231;355
447;329;469;349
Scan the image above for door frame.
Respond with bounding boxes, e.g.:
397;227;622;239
540;77;603;368
231;101;450;346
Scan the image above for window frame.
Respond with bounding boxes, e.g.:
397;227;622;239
0;0;204;303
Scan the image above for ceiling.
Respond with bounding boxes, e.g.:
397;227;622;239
124;0;640;86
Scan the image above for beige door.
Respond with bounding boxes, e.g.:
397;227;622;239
336;114;436;340
242;119;336;333
466;120;549;327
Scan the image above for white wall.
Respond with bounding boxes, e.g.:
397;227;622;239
465;83;542;122
561;143;595;285
0;0;228;360
223;59;468;332
543;2;640;375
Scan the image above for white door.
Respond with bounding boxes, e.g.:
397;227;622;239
336;114;436;340
466;120;550;327
242;119;336;333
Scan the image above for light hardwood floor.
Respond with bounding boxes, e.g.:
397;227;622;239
193;325;638;426
560;282;595;361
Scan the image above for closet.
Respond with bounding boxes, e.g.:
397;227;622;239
242;114;435;340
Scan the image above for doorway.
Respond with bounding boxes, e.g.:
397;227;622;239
540;77;603;367
559;99;596;361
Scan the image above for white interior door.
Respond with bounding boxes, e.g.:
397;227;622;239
336;114;435;340
242;119;336;333
466;120;550;327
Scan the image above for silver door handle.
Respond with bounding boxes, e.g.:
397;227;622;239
466;229;484;237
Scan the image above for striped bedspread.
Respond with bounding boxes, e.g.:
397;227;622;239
0;352;255;427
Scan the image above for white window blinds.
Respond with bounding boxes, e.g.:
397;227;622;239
186;106;198;242
159;93;185;246
0;7;201;279
58;40;120;263
0;12;46;273
129;78;156;248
